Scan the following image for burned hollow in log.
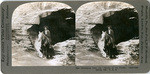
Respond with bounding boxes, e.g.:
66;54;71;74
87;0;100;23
91;8;139;45
27;9;75;45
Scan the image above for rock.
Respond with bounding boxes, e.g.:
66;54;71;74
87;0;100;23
76;1;135;26
116;39;139;65
12;2;75;46
91;8;138;45
48;40;75;66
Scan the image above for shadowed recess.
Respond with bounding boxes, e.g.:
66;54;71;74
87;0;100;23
91;8;139;44
27;8;75;45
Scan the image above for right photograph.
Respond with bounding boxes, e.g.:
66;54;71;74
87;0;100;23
76;1;139;66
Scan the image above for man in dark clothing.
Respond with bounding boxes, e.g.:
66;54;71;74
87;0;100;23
44;26;51;38
43;26;54;58
43;26;52;47
107;25;115;48
106;25;118;58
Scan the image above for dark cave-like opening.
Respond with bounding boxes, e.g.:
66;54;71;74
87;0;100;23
91;8;139;45
27;9;75;45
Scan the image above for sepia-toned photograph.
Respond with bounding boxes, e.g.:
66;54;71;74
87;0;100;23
1;0;150;73
12;2;75;66
76;1;139;66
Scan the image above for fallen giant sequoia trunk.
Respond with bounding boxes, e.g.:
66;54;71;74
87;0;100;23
91;8;139;45
27;8;75;45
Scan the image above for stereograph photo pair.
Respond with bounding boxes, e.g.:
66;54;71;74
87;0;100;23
0;0;150;74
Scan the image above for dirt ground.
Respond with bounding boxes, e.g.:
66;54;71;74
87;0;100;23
75;25;139;66
12;29;139;66
12;29;75;66
76;38;139;66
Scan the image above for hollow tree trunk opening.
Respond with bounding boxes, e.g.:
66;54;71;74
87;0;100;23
27;9;75;45
91;8;139;45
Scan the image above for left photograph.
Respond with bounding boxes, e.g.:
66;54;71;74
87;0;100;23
12;2;75;66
